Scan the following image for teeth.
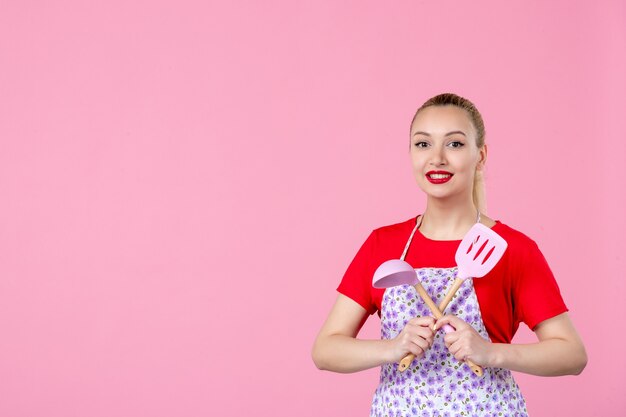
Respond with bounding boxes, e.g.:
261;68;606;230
429;173;451;179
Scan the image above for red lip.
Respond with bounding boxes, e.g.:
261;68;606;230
426;170;453;184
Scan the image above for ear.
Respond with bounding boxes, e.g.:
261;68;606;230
477;144;487;170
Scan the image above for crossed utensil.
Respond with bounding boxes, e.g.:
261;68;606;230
373;223;508;376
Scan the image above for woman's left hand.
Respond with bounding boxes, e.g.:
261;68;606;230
435;315;494;367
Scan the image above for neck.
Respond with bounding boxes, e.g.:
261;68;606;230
420;196;479;240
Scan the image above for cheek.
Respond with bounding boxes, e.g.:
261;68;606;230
455;154;480;172
410;153;426;167
411;160;427;176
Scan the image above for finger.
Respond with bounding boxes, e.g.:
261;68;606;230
411;346;425;358
434;314;466;331
402;329;430;346
452;344;469;362
418;331;435;348
411;336;430;352
447;339;468;361
410;327;434;347
404;321;434;337
424;332;435;347
405;338;425;357
443;331;459;348
413;334;436;356
448;338;475;362
408;316;436;327
446;339;460;357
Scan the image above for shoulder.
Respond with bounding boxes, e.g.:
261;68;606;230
492;221;543;260
354;216;417;262
493;221;537;244
371;216;417;241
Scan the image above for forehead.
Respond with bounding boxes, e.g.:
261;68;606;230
411;105;476;137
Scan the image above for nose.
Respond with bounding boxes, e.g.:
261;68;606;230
429;145;447;166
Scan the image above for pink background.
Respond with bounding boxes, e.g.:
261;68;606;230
1;1;624;416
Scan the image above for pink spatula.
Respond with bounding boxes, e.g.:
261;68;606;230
438;222;508;313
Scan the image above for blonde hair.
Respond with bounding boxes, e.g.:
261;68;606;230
410;93;487;213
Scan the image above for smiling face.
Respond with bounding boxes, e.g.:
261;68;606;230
409;105;486;203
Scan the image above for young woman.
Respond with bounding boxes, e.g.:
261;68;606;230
312;93;587;417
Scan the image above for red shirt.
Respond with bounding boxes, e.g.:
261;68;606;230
337;217;568;344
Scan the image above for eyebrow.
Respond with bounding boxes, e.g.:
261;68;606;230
412;130;467;137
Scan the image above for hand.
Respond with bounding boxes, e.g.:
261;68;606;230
388;316;436;363
435;315;493;367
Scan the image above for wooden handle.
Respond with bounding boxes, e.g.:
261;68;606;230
398;353;415;371
466;358;483;377
437;278;464;313
397;282;484;377
414;284;444;320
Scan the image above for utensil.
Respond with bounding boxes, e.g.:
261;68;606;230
373;260;484;376
438;222;508;313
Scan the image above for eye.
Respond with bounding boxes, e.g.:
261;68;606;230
414;141;430;148
447;141;465;148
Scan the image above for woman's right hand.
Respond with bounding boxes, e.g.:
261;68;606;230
387;316;436;363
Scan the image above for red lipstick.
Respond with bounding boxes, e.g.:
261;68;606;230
426;170;453;184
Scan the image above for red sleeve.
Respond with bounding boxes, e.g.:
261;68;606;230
513;239;568;330
336;230;378;315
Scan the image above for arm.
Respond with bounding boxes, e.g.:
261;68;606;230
312;294;435;373
436;312;587;376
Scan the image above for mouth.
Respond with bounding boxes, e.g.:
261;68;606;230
426;171;453;184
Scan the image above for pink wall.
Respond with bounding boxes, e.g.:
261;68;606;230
1;1;624;416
